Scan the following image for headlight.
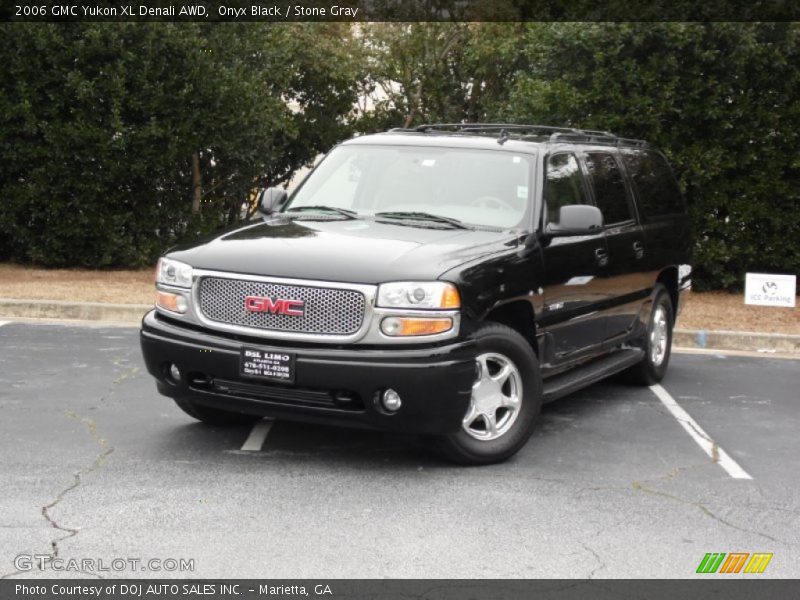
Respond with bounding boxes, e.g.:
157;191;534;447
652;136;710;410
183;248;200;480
156;257;193;288
376;282;460;310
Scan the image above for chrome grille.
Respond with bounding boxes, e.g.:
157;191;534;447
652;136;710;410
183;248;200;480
197;277;366;335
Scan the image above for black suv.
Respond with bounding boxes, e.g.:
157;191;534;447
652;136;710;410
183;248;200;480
140;124;691;464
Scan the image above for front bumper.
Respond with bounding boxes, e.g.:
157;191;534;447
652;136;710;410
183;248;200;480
140;310;475;434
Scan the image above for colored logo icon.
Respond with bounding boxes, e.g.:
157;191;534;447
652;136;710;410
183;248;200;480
696;552;773;574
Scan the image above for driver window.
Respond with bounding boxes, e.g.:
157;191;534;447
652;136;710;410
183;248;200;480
544;153;589;225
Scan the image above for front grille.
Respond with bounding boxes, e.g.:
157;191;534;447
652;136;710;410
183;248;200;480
197;276;366;335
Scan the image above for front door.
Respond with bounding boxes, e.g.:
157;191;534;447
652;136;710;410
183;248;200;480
539;152;611;364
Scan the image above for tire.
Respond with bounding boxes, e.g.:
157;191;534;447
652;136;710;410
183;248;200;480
173;397;259;427
623;284;674;385
430;322;543;465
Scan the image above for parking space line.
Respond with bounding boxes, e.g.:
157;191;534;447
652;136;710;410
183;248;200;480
0;321;9;327
240;418;274;451
650;384;752;480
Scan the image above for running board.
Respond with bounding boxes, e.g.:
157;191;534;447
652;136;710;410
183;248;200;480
542;348;645;403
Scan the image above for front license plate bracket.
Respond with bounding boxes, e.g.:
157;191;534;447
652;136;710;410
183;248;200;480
240;347;295;384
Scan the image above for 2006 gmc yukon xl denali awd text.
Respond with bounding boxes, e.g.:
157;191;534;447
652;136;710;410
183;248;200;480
140;123;692;464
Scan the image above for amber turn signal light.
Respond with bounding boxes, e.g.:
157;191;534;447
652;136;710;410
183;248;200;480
440;285;461;309
156;291;188;314
380;317;453;337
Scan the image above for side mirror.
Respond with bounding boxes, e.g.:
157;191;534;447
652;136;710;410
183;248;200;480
257;187;288;216
546;205;603;237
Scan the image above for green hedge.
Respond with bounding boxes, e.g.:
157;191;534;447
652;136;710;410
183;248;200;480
0;23;360;267
504;23;800;291
2;23;797;291
359;23;800;290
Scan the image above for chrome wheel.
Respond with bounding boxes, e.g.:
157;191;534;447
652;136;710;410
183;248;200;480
650;305;669;367
462;352;523;441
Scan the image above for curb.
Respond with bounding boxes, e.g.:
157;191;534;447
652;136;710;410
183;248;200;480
673;328;800;355
0;298;150;323
1;298;798;355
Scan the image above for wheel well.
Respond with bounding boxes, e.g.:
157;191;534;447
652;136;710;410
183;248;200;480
482;301;538;356
657;266;679;320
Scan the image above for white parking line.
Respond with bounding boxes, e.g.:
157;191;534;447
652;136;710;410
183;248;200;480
650;384;752;480
0;321;9;327
240;418;274;452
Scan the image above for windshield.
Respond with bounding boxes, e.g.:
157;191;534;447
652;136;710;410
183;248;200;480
286;144;534;229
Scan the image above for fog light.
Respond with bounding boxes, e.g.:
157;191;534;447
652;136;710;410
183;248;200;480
169;363;181;382
381;388;402;412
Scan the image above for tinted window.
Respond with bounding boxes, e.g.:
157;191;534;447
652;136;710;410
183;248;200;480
584;152;633;225
544;153;589;225
622;150;683;219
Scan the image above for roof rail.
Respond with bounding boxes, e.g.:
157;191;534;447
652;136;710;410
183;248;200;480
613;136;649;148
413;123;615;136
390;122;648;148
548;132;649;147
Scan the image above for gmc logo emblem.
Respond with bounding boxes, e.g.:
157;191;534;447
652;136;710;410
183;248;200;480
245;296;305;316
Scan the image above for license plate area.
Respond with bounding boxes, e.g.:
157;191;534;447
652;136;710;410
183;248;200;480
240;347;295;384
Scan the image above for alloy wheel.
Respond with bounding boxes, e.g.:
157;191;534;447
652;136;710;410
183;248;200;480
650;304;669;367
462;352;523;441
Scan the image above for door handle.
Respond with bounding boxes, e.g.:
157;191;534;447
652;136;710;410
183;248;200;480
632;241;644;259
594;247;609;267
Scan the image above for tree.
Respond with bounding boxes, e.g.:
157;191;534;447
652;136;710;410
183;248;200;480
0;23;361;267
504;23;800;290
357;23;525;131
359;23;800;290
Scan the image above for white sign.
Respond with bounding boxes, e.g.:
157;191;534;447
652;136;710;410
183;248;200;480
744;273;796;307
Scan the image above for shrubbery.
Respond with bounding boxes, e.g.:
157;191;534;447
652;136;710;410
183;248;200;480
0;23;360;267
359;23;800;290
504;23;800;291
1;23;797;290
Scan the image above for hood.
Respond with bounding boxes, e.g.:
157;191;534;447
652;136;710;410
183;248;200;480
167;217;519;284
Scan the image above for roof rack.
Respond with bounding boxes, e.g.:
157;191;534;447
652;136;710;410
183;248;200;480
388;123;648;148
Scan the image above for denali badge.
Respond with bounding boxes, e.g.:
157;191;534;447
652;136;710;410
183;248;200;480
245;296;305;316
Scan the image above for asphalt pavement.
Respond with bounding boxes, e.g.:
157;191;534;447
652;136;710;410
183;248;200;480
0;321;798;579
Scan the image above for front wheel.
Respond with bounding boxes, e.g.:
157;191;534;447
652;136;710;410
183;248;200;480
430;323;542;465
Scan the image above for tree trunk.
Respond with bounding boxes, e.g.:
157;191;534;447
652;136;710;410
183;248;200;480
191;153;202;214
403;80;423;128
403;27;463;128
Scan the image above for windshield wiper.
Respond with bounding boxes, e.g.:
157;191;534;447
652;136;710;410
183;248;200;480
374;211;469;229
284;205;358;219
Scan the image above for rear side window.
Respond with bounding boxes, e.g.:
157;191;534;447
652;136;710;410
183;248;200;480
622;150;683;219
584;152;633;225
544;153;590;225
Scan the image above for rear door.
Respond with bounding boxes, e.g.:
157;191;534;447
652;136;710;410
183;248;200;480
620;150;692;303
539;152;611;364
581;150;649;342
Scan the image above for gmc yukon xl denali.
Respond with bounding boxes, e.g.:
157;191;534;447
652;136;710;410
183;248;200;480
140;124;692;464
